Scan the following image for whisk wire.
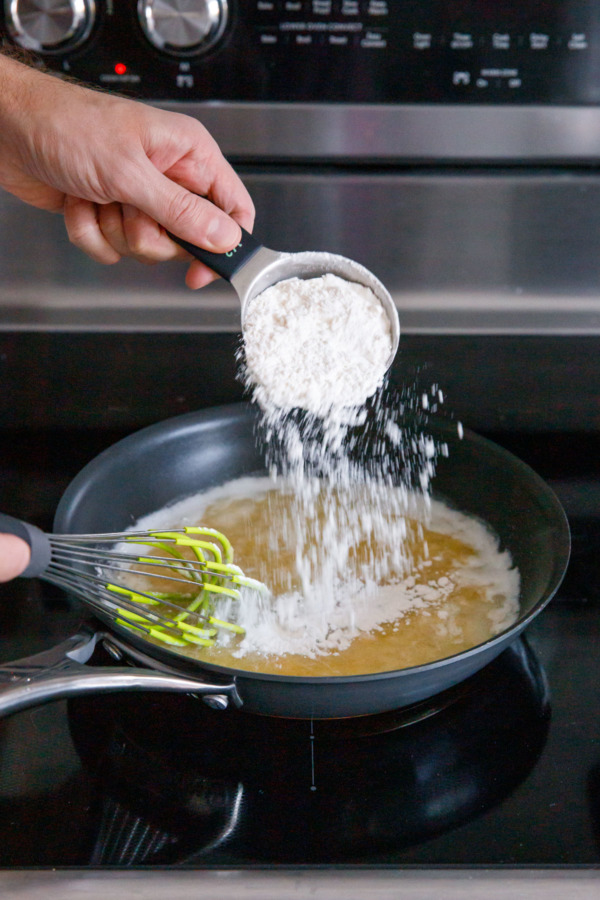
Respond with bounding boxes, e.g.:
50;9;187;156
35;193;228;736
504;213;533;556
39;526;268;649
45;569;234;648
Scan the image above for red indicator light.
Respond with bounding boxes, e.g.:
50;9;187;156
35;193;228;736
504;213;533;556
114;63;127;75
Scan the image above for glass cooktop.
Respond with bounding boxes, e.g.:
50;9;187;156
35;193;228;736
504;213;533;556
0;421;599;868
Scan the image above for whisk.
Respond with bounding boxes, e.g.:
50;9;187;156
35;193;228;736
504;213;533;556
0;512;268;649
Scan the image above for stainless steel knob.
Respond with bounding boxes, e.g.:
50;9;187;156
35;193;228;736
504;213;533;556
137;0;228;56
5;0;96;53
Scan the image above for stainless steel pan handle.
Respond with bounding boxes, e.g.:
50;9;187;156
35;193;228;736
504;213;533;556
0;631;242;718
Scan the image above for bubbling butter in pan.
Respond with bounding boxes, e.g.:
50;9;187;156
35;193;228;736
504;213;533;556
130;476;520;677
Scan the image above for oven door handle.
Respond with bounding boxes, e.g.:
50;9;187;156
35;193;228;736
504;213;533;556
0;631;242;717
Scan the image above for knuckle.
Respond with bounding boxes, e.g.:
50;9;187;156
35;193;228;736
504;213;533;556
122;211;165;260
65;218;93;248
166;190;204;235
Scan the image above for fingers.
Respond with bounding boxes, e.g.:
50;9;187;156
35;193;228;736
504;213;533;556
142;113;256;237
111;169;249;285
64;192;246;283
63;196;121;264
137;168;244;252
98;202;187;264
66;199;226;287
0;534;31;582
163;149;256;237
131;171;253;287
185;259;221;290
121;204;178;261
97;202;129;258
62;105;256;278
64;198;212;274
120;204;219;284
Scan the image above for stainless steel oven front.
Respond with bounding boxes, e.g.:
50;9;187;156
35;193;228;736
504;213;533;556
3;0;600;163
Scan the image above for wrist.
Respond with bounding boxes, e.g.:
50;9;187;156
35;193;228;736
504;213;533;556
0;53;43;134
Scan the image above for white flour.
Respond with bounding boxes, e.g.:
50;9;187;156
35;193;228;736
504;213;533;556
126;273;519;663
230;493;520;659
131;477;520;660
242;273;393;415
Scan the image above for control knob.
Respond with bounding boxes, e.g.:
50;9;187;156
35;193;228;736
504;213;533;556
137;0;228;56
5;0;96;54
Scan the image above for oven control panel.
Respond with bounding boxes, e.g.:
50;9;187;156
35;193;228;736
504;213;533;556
0;0;599;104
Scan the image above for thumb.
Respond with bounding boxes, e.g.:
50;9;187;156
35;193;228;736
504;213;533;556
125;165;242;252
0;534;31;582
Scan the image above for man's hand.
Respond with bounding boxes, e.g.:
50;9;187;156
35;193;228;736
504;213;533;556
0;55;255;288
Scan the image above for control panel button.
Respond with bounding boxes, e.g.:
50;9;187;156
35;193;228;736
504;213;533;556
529;33;550;49
492;32;510;49
413;32;432;50
367;1;388;15
137;0;228;56
568;33;588;50
360;29;387;49
5;0;96;54
450;32;474;49
452;70;471;85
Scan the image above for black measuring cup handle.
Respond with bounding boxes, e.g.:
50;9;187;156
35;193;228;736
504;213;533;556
167;226;263;281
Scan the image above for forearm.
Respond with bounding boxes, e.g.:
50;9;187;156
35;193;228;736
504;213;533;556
0;49;32;116
0;55;40;164
0;52;63;145
0;52;89;211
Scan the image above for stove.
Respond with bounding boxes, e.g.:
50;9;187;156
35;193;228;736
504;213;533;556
3;2;600;896
61;639;551;866
0;338;599;900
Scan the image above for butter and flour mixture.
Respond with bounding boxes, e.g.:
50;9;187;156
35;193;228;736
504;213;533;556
129;476;520;676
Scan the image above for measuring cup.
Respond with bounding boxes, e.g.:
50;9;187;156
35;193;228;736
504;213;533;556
170;229;400;371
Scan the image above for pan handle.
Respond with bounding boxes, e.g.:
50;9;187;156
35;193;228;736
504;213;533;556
0;631;243;718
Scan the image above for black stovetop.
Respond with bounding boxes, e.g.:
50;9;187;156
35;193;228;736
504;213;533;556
2;323;600;869
0;424;600;869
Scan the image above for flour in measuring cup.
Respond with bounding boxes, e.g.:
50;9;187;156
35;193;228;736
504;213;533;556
241;273;393;415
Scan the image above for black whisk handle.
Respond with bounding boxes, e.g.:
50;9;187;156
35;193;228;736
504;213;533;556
0;513;52;578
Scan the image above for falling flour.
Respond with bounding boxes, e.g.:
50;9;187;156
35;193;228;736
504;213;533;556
242;273;393;414
123;273;520;670
129;476;520;670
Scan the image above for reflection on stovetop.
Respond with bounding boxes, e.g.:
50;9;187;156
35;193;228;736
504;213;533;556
64;639;548;866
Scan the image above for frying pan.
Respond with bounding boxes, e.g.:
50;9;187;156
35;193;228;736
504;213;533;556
0;403;570;719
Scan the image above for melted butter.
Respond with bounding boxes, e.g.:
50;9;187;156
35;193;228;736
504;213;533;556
124;483;519;676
